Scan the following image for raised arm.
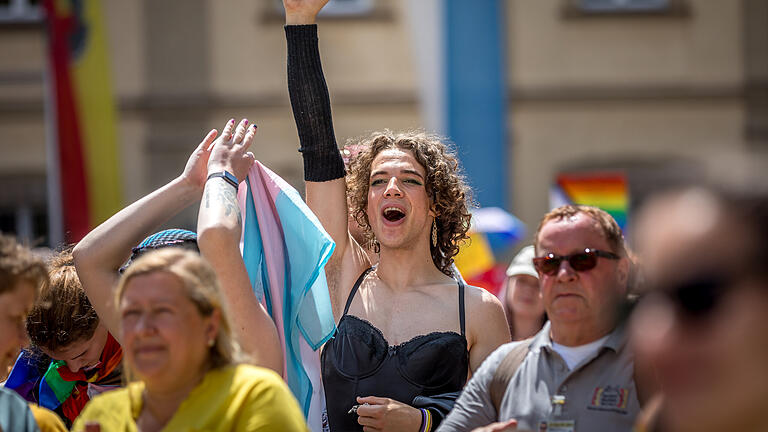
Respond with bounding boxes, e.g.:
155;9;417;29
284;0;350;261
197;119;283;374
73;128;219;339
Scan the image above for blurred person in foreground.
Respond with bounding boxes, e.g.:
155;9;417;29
440;205;646;432
6;249;122;427
0;234;66;432
499;245;546;341
631;184;768;432
71;248;308;431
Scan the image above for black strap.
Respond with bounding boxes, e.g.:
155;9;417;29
458;277;466;337
342;267;375;316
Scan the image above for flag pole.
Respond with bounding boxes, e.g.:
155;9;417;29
43;23;64;248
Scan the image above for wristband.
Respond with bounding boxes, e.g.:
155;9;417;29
207;171;239;189
419;408;432;432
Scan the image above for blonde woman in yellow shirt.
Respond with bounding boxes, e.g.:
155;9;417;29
71;248;308;432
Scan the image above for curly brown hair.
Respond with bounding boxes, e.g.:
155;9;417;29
345;130;474;276
26;248;100;351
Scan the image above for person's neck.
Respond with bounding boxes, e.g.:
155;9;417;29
550;318;615;347
141;366;209;427
375;240;448;291
512;313;544;341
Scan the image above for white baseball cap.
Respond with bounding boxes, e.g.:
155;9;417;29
505;245;538;279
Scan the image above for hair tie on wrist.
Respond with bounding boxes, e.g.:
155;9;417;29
207;171;239;189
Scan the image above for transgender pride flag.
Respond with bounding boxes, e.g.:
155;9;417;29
237;161;336;432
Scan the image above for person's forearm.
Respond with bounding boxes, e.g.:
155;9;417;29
198;178;284;373
285;24;345;182
73;176;201;274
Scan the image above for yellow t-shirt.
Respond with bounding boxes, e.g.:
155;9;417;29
28;405;67;432
71;364;309;432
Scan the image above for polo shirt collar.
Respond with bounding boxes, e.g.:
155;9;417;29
531;320;628;353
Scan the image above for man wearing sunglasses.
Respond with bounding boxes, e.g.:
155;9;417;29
439;205;641;432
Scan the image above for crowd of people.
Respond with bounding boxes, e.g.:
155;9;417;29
2;0;767;431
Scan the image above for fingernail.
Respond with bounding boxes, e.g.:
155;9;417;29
251;124;257;130
243;119;248;125
229;118;235;124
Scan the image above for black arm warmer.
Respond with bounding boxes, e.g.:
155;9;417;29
285;24;346;182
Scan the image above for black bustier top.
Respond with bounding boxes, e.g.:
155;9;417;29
321;268;469;431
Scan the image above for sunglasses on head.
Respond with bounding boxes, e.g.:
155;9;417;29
533;248;620;276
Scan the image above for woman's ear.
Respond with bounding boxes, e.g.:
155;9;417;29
206;308;222;345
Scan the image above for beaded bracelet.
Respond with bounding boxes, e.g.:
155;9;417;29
419;408;432;432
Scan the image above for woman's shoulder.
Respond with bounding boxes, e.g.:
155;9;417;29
463;282;504;312
215;365;309;431
209;364;292;397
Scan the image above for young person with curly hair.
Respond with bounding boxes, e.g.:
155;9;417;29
281;1;511;430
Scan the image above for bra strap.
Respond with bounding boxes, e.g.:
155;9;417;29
343;267;375;316
458;277;466;338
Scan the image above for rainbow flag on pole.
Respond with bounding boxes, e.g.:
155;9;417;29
44;0;122;242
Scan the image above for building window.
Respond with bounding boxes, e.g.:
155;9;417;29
563;0;690;17
578;0;670;13
271;0;375;18
0;0;43;24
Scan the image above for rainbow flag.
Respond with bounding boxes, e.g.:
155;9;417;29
45;0;122;241
237;161;336;432
551;172;629;231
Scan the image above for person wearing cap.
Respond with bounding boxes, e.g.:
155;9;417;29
73;119;282;374
500;245;546;341
439;205;646;432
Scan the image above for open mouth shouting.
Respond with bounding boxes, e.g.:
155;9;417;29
382;206;406;223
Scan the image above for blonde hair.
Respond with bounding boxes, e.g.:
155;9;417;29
116;249;243;372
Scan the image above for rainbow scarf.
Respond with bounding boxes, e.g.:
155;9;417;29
237;161;336;432
6;333;122;424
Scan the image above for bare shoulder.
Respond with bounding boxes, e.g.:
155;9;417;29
464;283;505;314
463;283;511;367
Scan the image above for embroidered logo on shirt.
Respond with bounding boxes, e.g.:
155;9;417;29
587;386;629;414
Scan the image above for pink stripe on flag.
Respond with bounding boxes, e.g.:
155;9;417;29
246;163;288;376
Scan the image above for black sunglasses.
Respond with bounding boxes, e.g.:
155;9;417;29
533;248;620;276
649;275;732;320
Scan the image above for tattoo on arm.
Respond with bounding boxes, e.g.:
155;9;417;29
203;180;242;225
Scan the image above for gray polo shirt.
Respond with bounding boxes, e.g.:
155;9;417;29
438;322;639;432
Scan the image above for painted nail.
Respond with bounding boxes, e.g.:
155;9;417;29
251;124;258;129
243;119;248;125
229;118;235;124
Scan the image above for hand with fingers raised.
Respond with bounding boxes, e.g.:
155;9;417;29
207;118;258;186
179;127;219;191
